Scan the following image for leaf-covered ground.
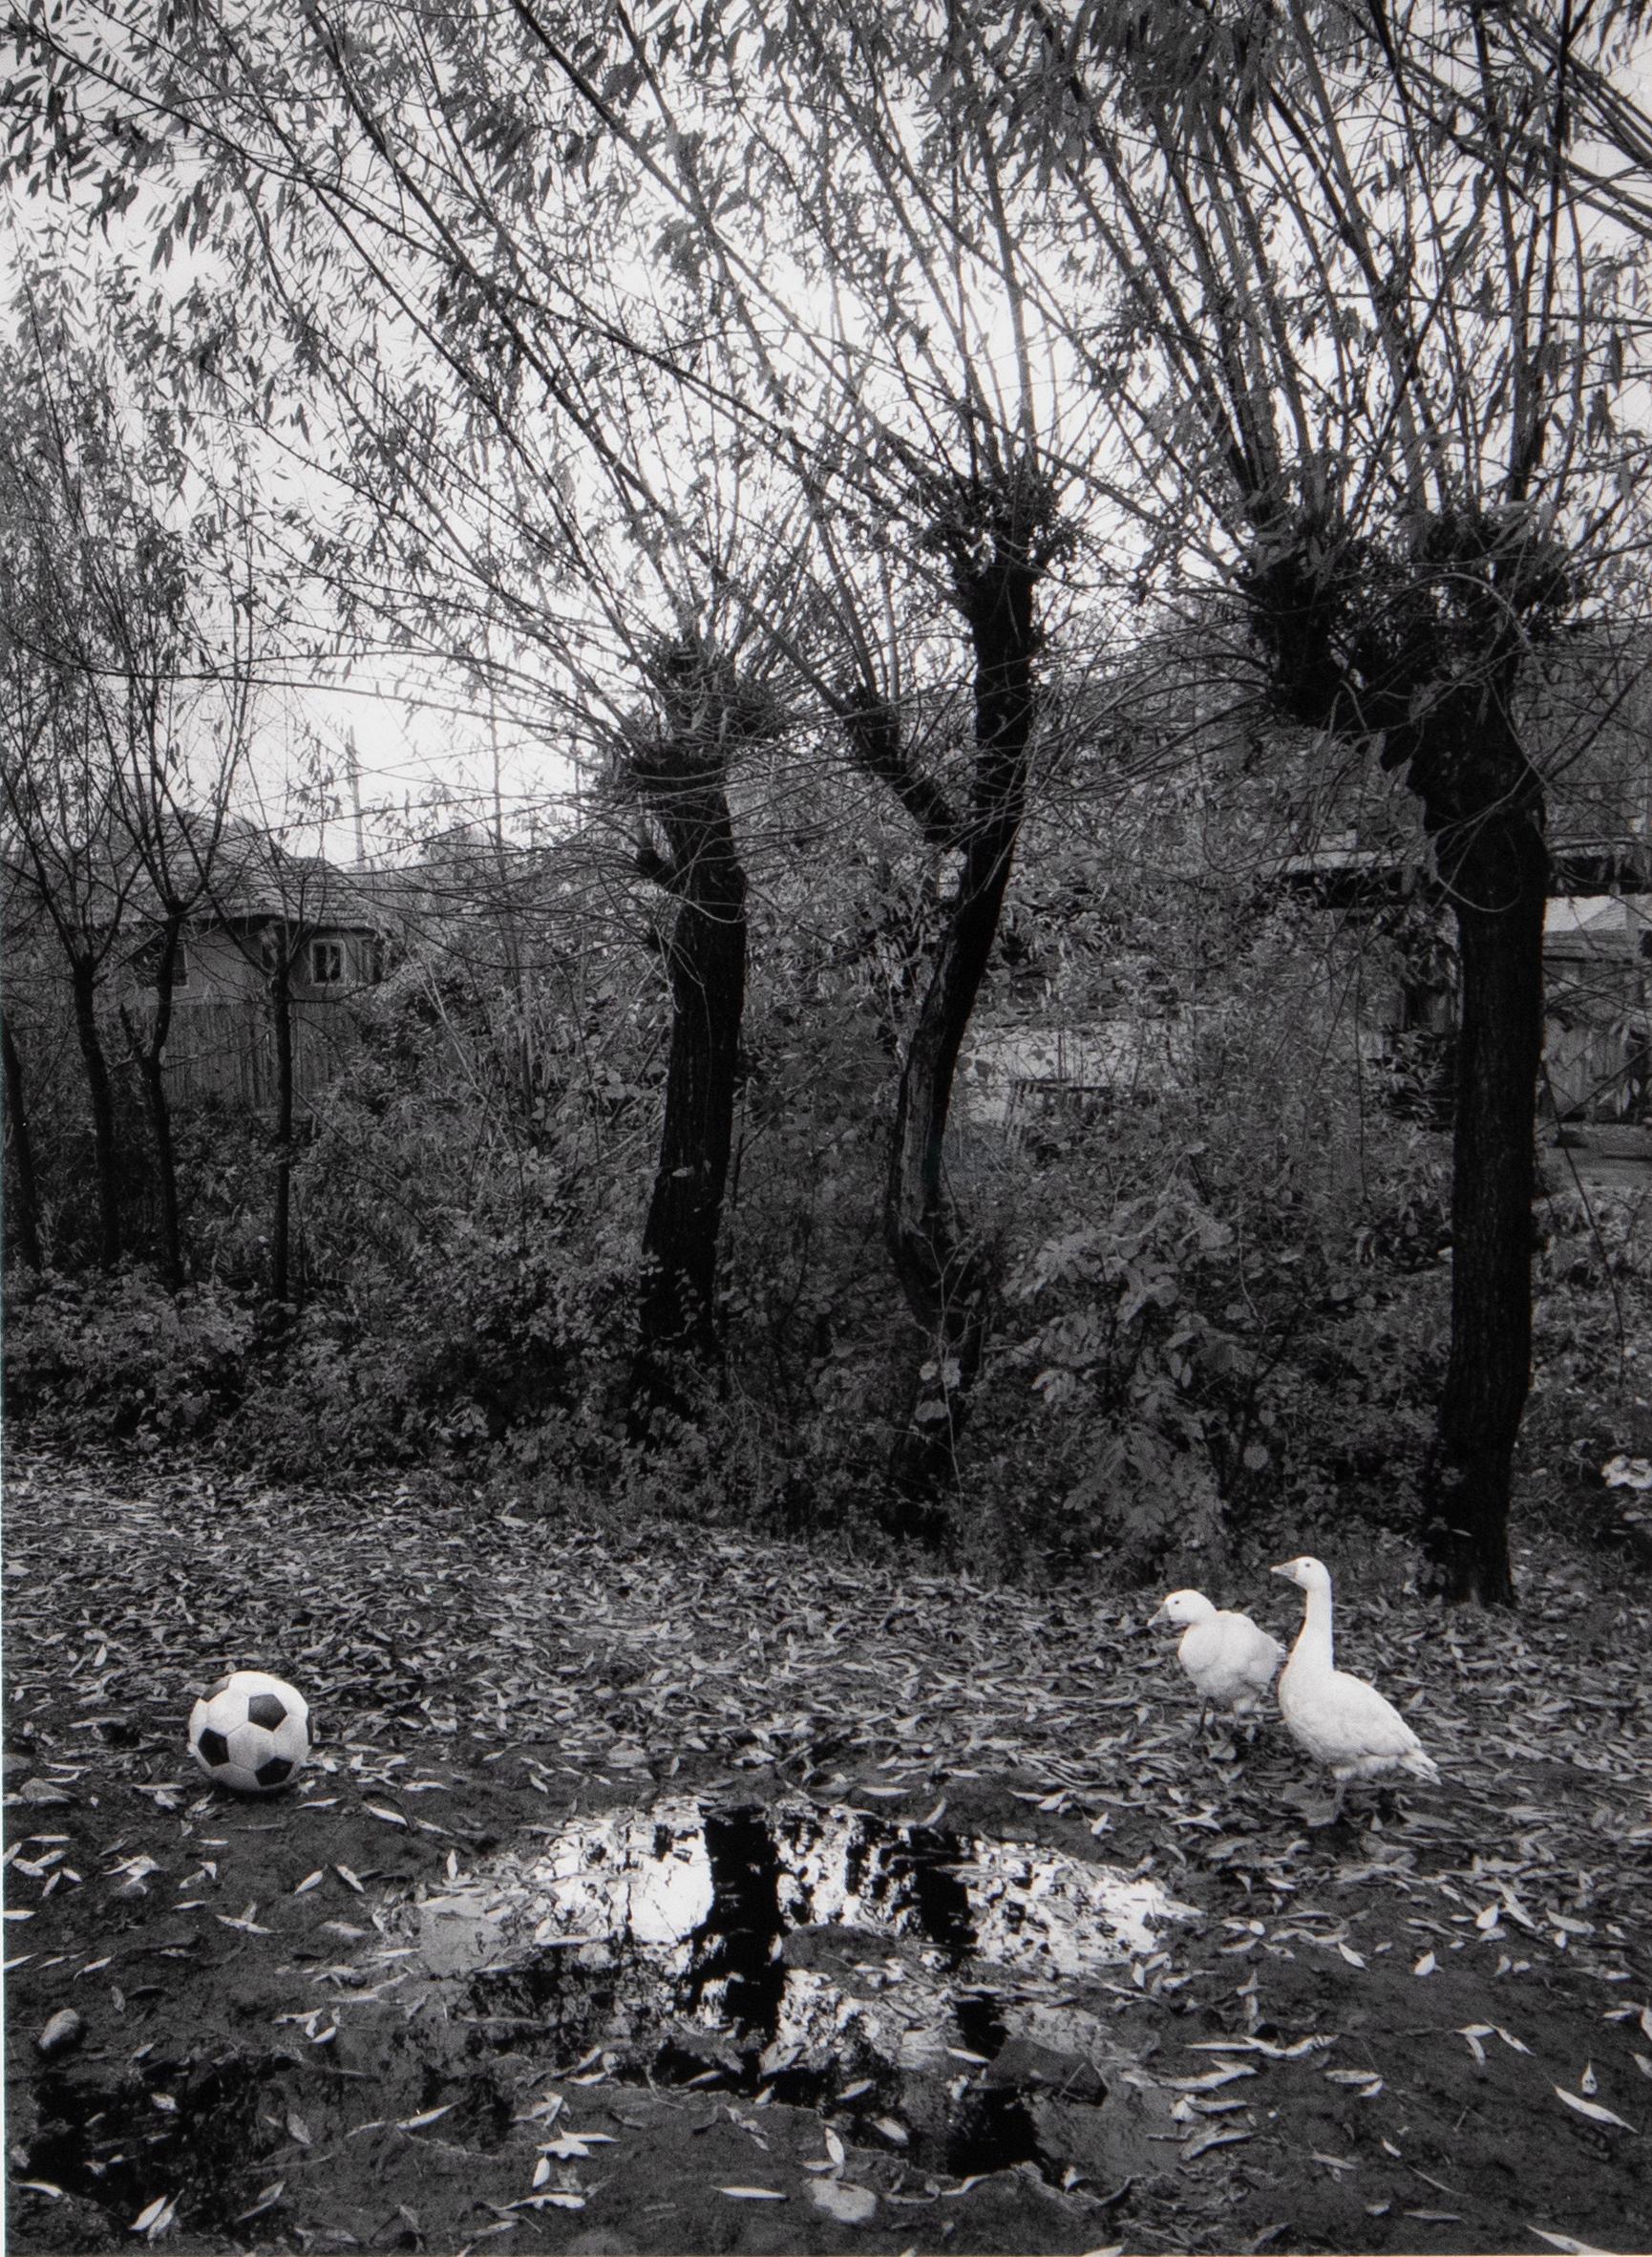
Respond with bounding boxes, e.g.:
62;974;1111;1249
4;1447;1651;2257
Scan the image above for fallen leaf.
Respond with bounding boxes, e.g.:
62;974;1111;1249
1182;2126;1251;2162
1189;2035;1331;2060
233;2184;285;2225
1555;2087;1635;2132
714;2186;787;2201
537;2133;615;2160
215;1905;269;1935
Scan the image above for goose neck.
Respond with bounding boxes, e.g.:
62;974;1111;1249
1295;1577;1334;1666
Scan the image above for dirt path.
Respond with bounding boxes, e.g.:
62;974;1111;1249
4;1450;1650;2255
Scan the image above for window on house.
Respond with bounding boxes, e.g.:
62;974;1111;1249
310;938;346;986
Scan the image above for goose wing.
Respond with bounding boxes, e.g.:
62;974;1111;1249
1184;1611;1284;1703
1280;1662;1428;1768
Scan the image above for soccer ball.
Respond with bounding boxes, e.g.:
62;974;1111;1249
187;1670;310;1794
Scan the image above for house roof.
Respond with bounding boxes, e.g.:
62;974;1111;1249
1545;895;1652;958
149;813;398;934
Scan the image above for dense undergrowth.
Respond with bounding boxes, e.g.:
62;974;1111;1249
7;1157;1650;1586
9;892;1652;1581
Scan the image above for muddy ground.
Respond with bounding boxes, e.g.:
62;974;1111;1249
4;1448;1650;2256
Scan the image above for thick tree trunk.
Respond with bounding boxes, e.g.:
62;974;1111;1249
1244;514;1552;1606
1417;788;1547;1606
69;955;121;1269
627;756;749;1437
2;1011;44;1270
882;905;1007;1514
884;538;1039;1513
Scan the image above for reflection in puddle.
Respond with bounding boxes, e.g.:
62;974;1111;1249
392;1801;1185;2183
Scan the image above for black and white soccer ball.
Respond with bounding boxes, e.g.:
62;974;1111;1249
187;1669;310;1794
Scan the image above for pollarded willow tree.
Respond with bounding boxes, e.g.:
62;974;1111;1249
941;0;1652;1601
620;625;781;1434
509;2;1130;1507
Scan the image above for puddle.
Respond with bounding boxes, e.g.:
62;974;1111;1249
388;1799;1186;2183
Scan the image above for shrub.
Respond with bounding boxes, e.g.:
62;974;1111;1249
4;1268;256;1445
1523;1178;1652;1547
952;899;1454;1578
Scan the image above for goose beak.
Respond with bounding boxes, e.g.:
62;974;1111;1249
1269;1562;1297;1582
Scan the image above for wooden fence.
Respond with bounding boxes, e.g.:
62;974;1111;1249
144;998;367;1112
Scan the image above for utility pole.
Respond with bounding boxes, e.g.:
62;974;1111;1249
346;728;367;867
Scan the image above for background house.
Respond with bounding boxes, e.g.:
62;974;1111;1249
961;841;1652;1140
122;823;400;1109
1543;894;1652;1120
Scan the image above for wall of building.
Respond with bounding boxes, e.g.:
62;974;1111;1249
125;921;387;1109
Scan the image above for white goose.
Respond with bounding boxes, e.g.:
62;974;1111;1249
1149;1589;1283;1726
1271;1556;1439;1814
